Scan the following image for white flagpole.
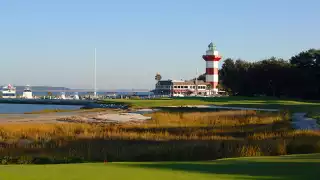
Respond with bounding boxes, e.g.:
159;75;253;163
94;48;97;98
196;68;198;96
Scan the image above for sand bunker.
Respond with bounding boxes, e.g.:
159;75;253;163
58;112;151;124
0;110;152;124
95;113;151;122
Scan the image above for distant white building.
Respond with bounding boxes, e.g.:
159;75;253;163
1;84;16;99
22;85;33;99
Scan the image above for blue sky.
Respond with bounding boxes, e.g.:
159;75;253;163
0;0;319;89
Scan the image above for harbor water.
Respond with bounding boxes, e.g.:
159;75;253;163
0;104;81;114
0;91;152;114
15;91;153;97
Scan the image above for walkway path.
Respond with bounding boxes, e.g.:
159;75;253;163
291;113;320;131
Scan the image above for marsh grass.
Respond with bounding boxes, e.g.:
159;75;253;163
0;110;319;164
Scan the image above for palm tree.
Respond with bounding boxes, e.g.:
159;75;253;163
154;73;162;96
155;72;162;81
206;84;212;96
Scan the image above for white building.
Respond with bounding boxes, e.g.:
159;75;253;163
22;85;33;99
1;84;16;99
154;80;213;97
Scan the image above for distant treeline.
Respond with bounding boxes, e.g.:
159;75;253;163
14;86;70;91
198;49;320;99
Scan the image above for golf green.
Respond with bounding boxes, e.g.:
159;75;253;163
1;154;319;180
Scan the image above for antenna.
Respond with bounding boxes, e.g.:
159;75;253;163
94;48;97;98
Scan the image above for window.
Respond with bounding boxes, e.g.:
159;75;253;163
2;93;15;96
184;86;188;88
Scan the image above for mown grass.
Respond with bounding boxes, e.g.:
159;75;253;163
306;112;320;125
0;154;319;180
101;99;212;108
308;112;320;120
101;96;320;113
0;110;319;164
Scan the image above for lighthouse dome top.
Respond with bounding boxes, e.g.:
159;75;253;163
208;42;216;51
205;42;219;56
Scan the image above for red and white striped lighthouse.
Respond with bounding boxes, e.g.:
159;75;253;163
202;42;222;94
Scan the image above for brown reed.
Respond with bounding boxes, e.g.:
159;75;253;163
0;110;319;164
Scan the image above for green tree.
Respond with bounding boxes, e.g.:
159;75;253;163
290;49;320;68
218;50;320;99
197;74;206;81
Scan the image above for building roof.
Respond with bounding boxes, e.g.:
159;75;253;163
172;80;209;86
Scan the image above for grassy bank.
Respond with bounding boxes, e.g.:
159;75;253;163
0;110;319;164
102;96;320;112
307;112;320;125
308;112;320;120
0;154;319;180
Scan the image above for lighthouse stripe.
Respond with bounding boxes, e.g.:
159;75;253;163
214;61;219;68
213;74;219;82
206;75;218;82
214;68;218;75
206;68;214;74
206;61;214;68
206;75;214;82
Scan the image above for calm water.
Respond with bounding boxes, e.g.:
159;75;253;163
0;104;82;114
16;91;153;97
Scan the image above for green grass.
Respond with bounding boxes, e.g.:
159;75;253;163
307;112;320;125
103;99;213;108
102;96;320;113
1;154;319;180
308;112;320;120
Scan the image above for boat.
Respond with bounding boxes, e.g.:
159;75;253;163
73;92;80;100
22;85;33;99
0;84;16;99
60;92;66;100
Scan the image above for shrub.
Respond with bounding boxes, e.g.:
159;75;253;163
238;145;263;157
287;140;320;154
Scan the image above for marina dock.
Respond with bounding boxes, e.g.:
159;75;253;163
0;98;95;106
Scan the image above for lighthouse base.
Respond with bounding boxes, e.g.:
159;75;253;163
207;88;219;96
212;88;219;95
